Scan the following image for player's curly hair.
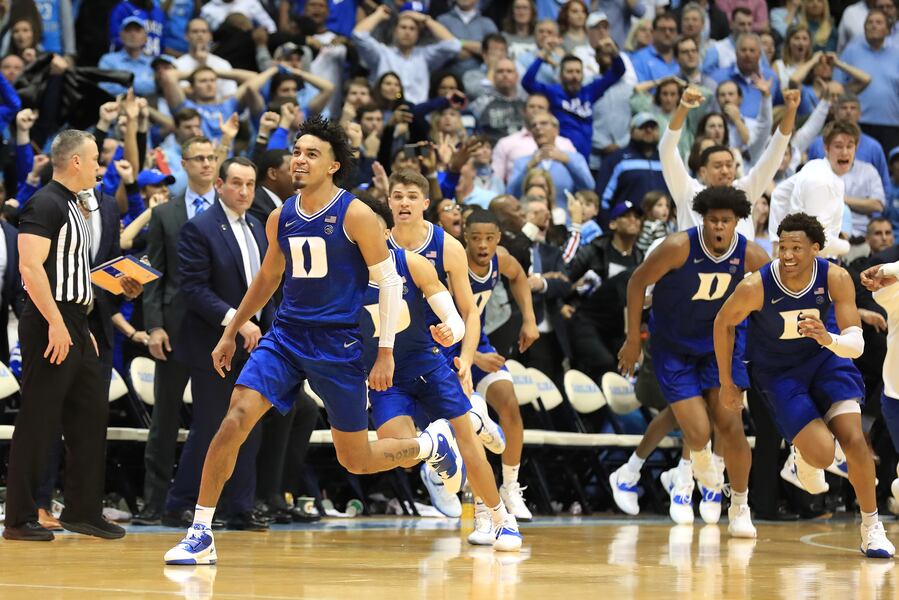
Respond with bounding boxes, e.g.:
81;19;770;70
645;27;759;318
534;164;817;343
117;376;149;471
359;195;394;229
294;116;356;186
692;186;752;219
776;212;826;248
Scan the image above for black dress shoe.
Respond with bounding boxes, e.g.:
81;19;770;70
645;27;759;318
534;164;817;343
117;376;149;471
132;509;162;526
226;511;270;531
59;518;126;539
2;521;55;541
161;509;194;528
290;504;321;523
256;501;292;524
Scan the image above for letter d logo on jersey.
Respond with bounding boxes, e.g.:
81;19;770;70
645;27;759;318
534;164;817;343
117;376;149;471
691;273;732;301
288;236;328;278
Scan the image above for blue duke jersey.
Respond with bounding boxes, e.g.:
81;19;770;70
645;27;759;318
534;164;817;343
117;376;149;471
748;257;833;369
440;253;500;362
359;249;444;378
650;228;748;355
388;222;447;320
276;189;369;328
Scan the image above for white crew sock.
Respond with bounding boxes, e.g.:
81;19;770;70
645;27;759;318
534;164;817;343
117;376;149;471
862;510;879;527
731;489;748;506
626;452;645;473
677;457;692;476
502;463;520;487
416;433;434;460
193;505;216;528
488;501;510;527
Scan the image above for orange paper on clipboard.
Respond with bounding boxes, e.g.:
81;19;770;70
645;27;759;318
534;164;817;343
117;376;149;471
90;255;161;295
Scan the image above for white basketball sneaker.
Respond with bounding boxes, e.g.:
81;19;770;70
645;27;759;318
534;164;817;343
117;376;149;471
698;455;725;524
861;521;895;558
467;501;494;546
609;464;641;516
164;524;217;565
691;443;721;490
468;393;506;454
500;482;533;522
493;514;523;552
661;467;694;525
420;463;462;518
421;419;466;494
793;446;829;494
825;442;849;479
727;504;757;538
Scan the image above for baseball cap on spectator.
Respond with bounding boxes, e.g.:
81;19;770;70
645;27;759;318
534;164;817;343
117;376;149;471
586;12;609;28
120;16;147;31
151;54;176;69
274;42;302;61
400;1;426;12
630;113;659;129
137;169;176;188
890;147;899;163
610;200;643;220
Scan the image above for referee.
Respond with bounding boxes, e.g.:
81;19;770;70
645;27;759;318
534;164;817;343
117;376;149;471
3;130;130;541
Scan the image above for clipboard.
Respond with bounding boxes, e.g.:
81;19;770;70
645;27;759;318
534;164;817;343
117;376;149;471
90;255;161;295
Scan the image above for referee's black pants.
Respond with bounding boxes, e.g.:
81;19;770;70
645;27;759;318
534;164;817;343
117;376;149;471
5;301;107;527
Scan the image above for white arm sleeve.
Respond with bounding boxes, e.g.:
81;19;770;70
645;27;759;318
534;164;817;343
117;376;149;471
426;290;465;344
825;325;864;359
369;257;403;348
882;262;899;278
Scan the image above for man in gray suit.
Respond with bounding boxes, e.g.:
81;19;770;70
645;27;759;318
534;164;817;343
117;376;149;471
134;136;218;525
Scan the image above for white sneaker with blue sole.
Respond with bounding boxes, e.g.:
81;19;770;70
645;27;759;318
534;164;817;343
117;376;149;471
467;501;494;546
469;393;506;454
493;514;522;552
420;463;462;518
164;524;217;565
861;521;895;558
422;419;466;494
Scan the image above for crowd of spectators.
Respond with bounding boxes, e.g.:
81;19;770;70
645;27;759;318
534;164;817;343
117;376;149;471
0;0;898;523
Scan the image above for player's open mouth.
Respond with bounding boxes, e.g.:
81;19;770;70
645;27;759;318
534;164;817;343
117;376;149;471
837;159;850;168
715;235;723;243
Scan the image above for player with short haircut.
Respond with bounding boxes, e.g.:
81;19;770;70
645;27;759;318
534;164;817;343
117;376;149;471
617;186;768;536
715;213;894;558
164;118;463;565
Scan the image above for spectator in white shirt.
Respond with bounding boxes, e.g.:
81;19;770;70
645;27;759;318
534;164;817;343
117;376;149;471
659;86;800;239
174;18;238;98
200;0;277;34
768;120;865;258
352;5;461;105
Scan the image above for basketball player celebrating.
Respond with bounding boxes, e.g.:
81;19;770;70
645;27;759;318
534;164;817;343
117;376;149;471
450;209;540;529
715;213;894;558
617;187;768;536
387;172;539;521
164;118;464;565
860;261;899;508
358;198;521;551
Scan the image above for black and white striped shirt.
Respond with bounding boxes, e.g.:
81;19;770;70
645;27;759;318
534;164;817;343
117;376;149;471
18;180;94;305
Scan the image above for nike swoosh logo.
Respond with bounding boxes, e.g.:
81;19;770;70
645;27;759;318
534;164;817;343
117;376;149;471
772;297;785;304
693;258;703;263
343;340;358;348
285;220;297;228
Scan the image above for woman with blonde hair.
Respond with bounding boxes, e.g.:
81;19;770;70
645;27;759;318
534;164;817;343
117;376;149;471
798;0;837;51
624;19;652;53
774;25;813;95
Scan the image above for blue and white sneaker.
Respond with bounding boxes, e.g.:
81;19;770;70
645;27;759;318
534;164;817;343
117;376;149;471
698;455;725;524
467;501;494;546
609;465;640;515
421;419;466;494
493;514;522;552
861;521;895;558
826;443;849;479
661;467;694;525
420;463;462;518
469;393;506;454
164;524;217;565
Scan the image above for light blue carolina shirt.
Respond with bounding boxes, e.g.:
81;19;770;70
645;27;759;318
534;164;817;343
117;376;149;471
836;40;899;127
98;51;156;97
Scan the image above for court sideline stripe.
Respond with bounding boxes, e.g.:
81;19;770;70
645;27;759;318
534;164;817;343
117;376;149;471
0;583;298;599
799;532;861;554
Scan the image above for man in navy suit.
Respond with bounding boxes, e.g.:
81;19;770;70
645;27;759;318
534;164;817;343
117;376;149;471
164;157;275;530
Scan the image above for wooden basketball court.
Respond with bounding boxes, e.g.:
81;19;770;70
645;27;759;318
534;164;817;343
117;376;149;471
1;516;896;599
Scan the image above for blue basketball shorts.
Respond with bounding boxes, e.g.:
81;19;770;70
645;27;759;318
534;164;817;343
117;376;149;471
751;350;865;442
236;324;368;432
652;343;749;404
369;362;472;430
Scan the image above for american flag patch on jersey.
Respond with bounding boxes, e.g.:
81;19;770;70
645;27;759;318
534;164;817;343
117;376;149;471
426;251;437;258
814;287;825;294
730;258;740;265
325;215;337;223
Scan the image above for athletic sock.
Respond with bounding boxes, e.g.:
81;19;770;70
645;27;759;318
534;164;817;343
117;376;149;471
626;452;645;473
416;433;434;460
488;501;510;527
502;463;520;487
193;505;216;528
731;489;749;506
862;510;879;527
677;457;692;476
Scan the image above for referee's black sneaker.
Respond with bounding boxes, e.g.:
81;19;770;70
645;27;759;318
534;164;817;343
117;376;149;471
2;521;55;541
59;518;126;539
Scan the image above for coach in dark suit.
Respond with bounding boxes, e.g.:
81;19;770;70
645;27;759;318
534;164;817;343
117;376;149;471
0;220;24;365
137;136;217;525
248;149;292;225
165;157;274;530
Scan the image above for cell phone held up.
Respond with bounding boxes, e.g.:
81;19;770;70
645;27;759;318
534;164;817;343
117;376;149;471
403;143;430;160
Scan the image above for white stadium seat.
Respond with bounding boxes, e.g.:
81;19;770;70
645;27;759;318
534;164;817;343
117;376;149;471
563;369;607;414
108;368;128;402
183;380;193;404
526;367;564;411
130;357;156;405
505;359;537;406
0;361;20;400
601;372;641;415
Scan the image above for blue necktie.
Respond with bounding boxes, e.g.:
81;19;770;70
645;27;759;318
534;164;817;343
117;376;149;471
193;196;207;216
